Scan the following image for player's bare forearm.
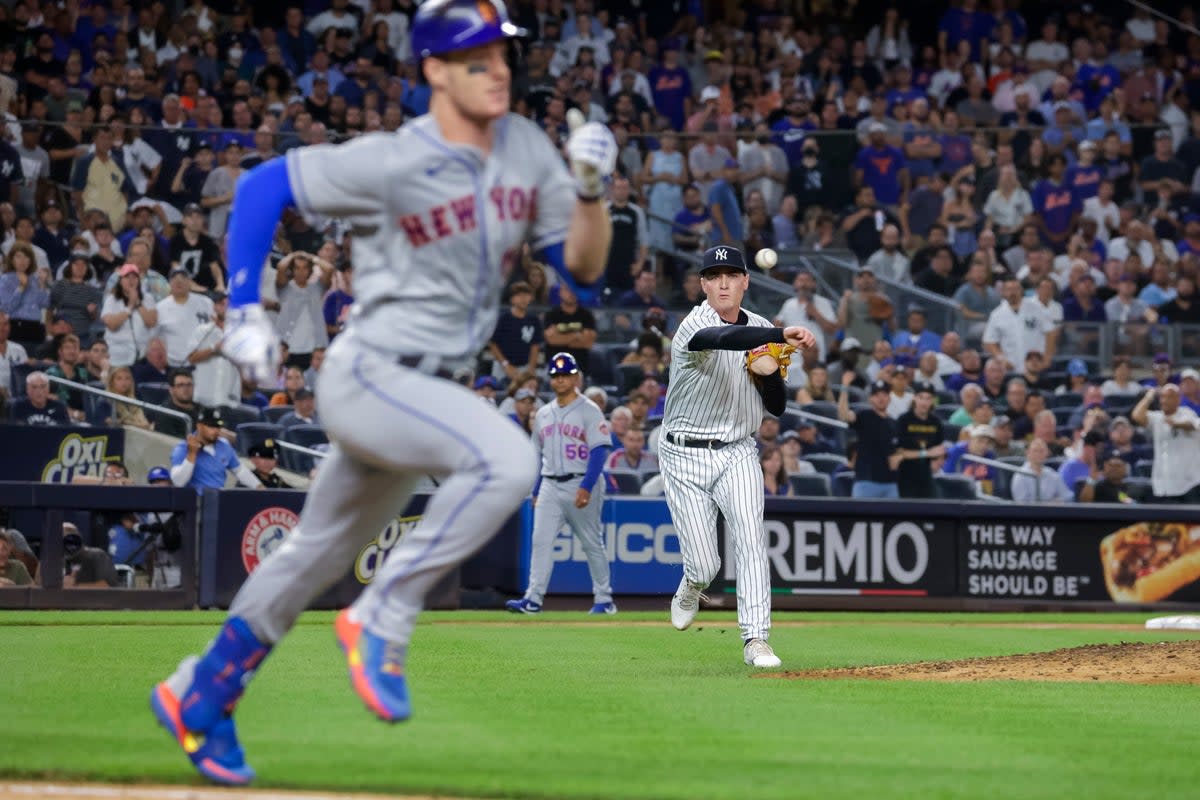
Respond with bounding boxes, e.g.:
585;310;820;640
564;201;610;284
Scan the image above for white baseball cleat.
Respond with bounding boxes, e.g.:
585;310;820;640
743;638;782;668
670;578;706;630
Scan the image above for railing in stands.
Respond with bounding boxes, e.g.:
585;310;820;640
960;453;1039;503
43;374;193;434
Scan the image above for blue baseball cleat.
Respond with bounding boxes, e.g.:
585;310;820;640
588;601;618;615
150;681;256;786
335;609;412;723
505;598;542;614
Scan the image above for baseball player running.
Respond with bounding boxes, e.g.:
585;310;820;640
507;352;614;614
658;245;814;668
149;0;616;785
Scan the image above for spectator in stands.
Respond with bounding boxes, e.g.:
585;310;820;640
1157;275;1200;325
839;377;900;498
1078;450;1136;503
0;242;50;350
44;333;87;422
948;383;983;427
983;277;1057;369
617;269;667;311
980;357;1009;405
473;375;499;405
131;337;170;386
777;431;815;476
157;268;214;367
322;265;354;340
543;283;597;378
0;312;29;395
101;264;158;369
1140;129;1189;210
760;445;794;497
865;223;911;283
603;174;649;296
1059;430;1108;498
489;281;543;383
186;292;239;411
1030;154;1079;253
275;250;333;369
1178;369;1200;414
10;370;68;426
992;414;1025;458
837;269;891;363
156;368;200;439
169;204;225;293
865;339;895;381
507;388;537;435
247;440;295;489
670;182;713;257
707;158;744;248
984;165;1033;249
1061;272;1106;322
892;382;945;499
1010;437;1073;503
1105;415;1146;466
0;529;33;587
1105;272;1154;331
49;254;102;342
279;387;320;430
170;406;262;491
891;306;942;362
1132;384;1200;503
795;364;834;405
100;366;152;430
270;366;306;408
641;129;688;255
1142;353;1178;389
107;510;149;570
855;122;909;214
1100;356;1141;398
104;239;169;302
944;348;981;393
886;364;914;419
793;419;836;457
606;427;659;484
774;270;837;364
943;424;998;496
62;522;118;588
841;185;899;263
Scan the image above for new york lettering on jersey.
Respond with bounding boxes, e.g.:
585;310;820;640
286;114;574;359
537;397;607;475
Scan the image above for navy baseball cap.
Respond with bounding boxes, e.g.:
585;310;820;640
248;439;278;458
548;352;580;376
146;466;170;483
698;245;747;275
196;407;224;427
474;375;498;390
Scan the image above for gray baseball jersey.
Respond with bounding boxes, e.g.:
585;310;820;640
658;300;775;642
661;302;774;440
285;113;575;361
223;113;572;647
523;392;612;606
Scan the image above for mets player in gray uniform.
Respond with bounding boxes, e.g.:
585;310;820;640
659;245;815;668
507;351;614;614
149;0;617;785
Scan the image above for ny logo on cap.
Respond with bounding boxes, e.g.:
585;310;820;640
714;248;728;261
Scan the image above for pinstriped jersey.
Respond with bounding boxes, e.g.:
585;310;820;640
662;302;774;442
534;393;609;476
285;113;574;361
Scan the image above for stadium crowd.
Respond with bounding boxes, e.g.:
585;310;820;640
1;0;1200;517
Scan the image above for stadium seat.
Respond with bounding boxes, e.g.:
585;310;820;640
831;471;854;498
1103;396;1137;416
936;390;958;406
263;405;294;424
801;401;839;421
219;404;262;428
1133;459;1154;478
1049;392;1082;409
935;474;978;499
933;405;956;422
236;422;283;457
803;454;848;475
136;382;169;405
280;425;329;474
943;423;963;442
789;473;831;497
1052;407;1074;426
10;363;39;398
608;472;642;494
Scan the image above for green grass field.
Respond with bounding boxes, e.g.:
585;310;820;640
3;610;1200;799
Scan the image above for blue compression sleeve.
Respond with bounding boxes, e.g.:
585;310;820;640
536;242;603;307
531;474;543;500
227;158;296;308
581;445;610;493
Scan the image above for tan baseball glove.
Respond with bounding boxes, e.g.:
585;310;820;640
746;342;797;380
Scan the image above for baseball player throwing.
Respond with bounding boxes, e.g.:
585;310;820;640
150;0;617;785
507;351;614;614
658;245;814;668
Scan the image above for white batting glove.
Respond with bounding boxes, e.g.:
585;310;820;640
222;304;282;386
566;109;617;200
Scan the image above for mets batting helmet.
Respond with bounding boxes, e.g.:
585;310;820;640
411;0;528;60
548;352;580;376
146;466;171;483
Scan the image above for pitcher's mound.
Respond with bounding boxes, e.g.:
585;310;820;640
772;640;1200;685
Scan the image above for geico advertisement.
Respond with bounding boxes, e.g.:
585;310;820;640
531;498;683;595
719;516;958;596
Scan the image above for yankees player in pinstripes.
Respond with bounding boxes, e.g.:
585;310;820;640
659;245;815;668
149;0;618;786
507;351;615;614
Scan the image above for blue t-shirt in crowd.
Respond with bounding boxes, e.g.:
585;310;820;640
170;439;242;490
1074;63;1121;111
771;117;814;166
1064;163;1103;203
939;7;988;61
937;133;973;174
891;329;943;358
1032;178;1078;239
648;65;692;131
708;179;744;245
854;145;907;206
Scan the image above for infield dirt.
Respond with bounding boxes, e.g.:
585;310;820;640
773;639;1200;684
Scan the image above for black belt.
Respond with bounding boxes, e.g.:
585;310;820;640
665;432;733;450
397;355;455;381
545;473;585;482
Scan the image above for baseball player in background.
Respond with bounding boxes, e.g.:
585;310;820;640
658;245;814;668
507;352;615;614
149;0;617;785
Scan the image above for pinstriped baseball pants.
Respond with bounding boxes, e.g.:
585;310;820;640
657;437;772;641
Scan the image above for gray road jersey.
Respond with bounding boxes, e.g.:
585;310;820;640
662;302;773;442
286;113;574;360
534;393;609;476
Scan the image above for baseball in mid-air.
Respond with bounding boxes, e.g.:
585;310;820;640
755;248;778;271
